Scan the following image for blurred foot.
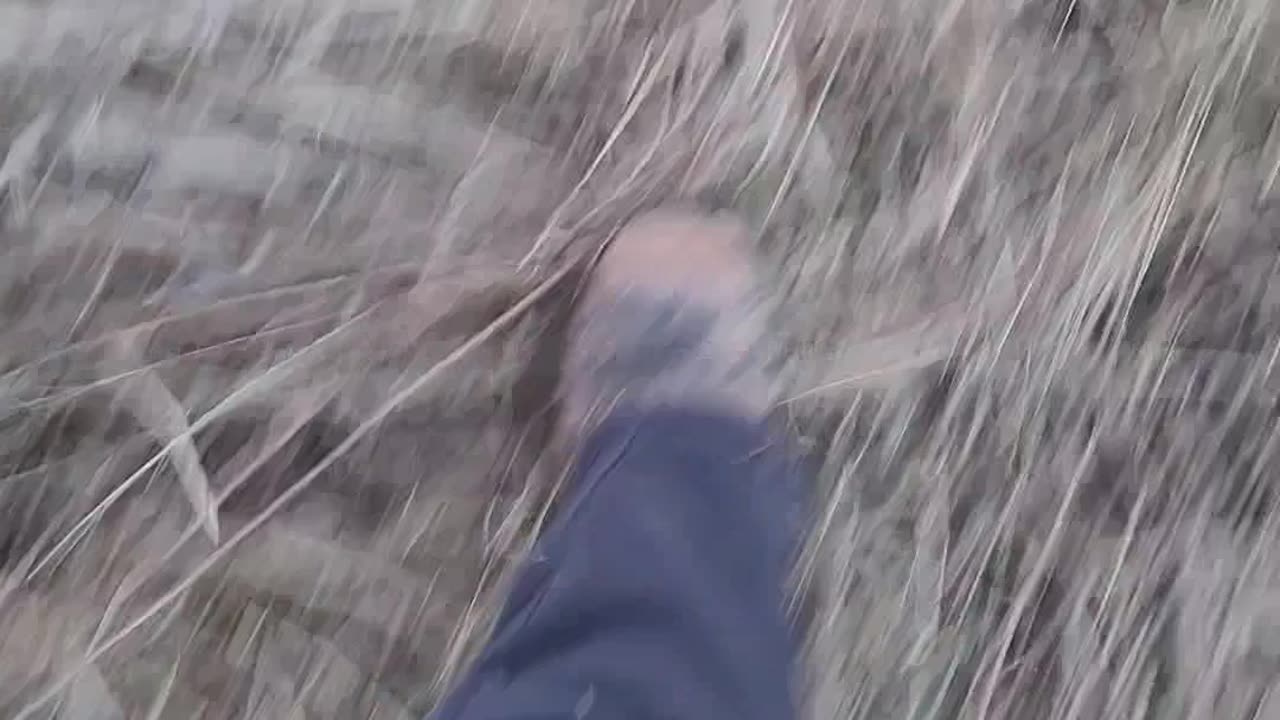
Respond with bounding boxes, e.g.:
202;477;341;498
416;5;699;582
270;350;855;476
560;208;773;439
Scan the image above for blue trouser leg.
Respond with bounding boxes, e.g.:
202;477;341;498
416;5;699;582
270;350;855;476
433;409;804;720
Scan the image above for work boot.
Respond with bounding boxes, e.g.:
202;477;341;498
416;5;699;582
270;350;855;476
560;207;774;439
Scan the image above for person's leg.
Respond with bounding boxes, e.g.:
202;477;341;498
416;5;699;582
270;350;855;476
434;209;804;719
434;408;803;720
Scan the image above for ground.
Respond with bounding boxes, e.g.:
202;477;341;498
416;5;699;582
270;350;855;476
1;0;1279;717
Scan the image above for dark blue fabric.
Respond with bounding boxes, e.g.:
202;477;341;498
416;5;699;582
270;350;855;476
433;409;804;720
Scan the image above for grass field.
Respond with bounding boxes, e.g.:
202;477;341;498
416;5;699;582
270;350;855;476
2;0;1280;717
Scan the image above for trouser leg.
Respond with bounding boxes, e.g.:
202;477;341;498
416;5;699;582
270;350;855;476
434;408;805;720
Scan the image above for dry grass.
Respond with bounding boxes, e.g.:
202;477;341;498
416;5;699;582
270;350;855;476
1;0;1279;717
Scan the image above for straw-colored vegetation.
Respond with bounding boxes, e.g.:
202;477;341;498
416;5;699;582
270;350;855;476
2;0;1279;717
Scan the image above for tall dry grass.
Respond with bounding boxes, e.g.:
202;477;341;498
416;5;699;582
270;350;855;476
1;0;1279;717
